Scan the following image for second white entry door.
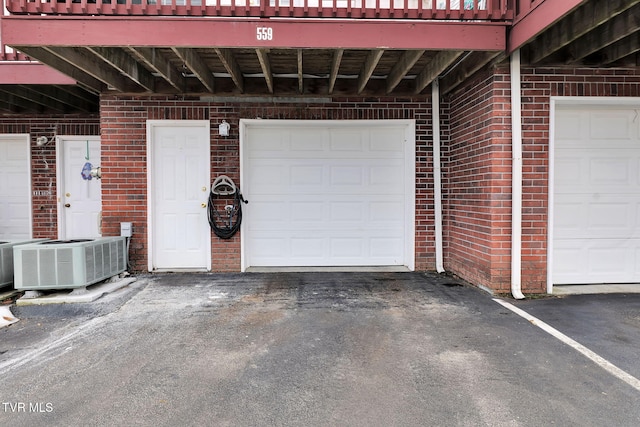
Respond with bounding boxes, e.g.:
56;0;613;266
148;121;211;271
58;137;102;239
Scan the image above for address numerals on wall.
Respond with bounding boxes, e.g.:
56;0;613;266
256;27;274;41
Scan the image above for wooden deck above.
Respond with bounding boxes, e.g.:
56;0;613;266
0;0;638;113
5;0;511;20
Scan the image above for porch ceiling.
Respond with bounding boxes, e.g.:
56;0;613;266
518;0;640;68
0;0;637;114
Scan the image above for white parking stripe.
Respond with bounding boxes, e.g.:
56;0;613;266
493;298;640;393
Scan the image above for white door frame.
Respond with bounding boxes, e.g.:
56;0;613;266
0;133;32;239
239;119;416;272
146;120;211;272
548;96;640;293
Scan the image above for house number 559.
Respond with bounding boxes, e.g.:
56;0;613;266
256;27;273;41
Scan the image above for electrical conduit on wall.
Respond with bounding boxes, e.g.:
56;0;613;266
432;79;445;274
510;49;525;300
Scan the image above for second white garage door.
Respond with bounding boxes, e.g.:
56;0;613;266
241;120;415;270
0;134;31;239
553;100;640;284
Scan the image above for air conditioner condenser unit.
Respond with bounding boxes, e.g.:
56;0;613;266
0;239;49;288
13;237;127;291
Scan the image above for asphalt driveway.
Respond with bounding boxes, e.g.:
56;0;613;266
1;272;639;427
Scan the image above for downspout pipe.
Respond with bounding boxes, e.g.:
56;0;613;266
432;79;445;274
510;49;525;300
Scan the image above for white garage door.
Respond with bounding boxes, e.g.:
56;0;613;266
241;120;415;269
0;134;31;239
553;101;640;284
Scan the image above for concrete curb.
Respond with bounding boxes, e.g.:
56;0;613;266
15;276;137;306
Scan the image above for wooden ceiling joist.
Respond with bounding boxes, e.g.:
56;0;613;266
357;49;384;94
255;49;274;94
172;47;215;93
88;47;155;92
127;47;185;92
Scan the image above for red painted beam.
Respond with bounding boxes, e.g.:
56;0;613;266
1;16;506;51
508;0;585;52
0;62;77;84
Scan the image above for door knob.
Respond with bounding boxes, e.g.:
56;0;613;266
201;203;207;208
64;203;71;208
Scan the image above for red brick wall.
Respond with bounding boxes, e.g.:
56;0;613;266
9;68;640;291
0;115;99;238
99;95;437;272
444;65;640;294
445;67;513;293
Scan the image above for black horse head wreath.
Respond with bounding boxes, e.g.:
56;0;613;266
207;175;248;239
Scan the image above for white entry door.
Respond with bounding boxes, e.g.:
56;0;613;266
0;134;31;239
553;101;640;284
148;120;211;271
57;137;102;239
241;119;415;270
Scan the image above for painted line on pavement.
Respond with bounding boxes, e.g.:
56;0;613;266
493;298;640;393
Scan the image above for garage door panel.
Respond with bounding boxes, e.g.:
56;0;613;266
370;165;405;191
251;237;287;259
554;200;585;232
369;201;405;223
329;129;364;151
555;151;637;192
292;238;326;258
253;160;404;195
554;239;640;284
588;157;633;187
292;201;327;222
555;195;640;239
249;165;285;191
249;201;289;226
3;174;30;195
587;202;632;235
330;238;364;258
370;128;406;151
243;120;413;268
249;128;287;151
329;202;364;222
554;157;582;188
370;237;403;258
291;165;324;187
587;246;629;274
330;166;364;186
290;131;324;151
555;111;584;141
556;109;639;149
590;111;637;141
248;233;404;267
